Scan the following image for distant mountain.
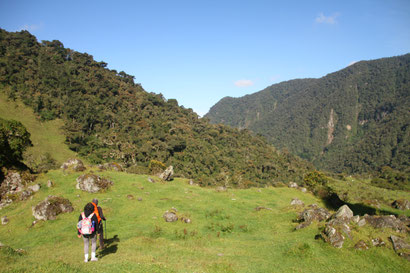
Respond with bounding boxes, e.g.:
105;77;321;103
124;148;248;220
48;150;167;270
206;54;410;174
0;29;312;186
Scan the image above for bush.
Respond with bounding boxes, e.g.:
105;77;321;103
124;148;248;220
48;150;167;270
148;160;166;174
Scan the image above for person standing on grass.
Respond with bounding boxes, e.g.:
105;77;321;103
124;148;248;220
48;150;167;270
77;202;99;262
91;198;106;249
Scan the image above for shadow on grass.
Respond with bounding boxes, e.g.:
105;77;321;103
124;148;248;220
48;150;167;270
98;234;120;258
321;192;398;216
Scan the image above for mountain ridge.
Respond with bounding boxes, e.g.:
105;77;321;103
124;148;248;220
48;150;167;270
206;54;410;174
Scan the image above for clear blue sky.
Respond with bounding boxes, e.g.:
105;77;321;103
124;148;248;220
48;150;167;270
1;0;409;116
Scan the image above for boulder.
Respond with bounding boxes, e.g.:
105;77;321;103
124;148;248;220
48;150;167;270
0;172;24;194
28;184;41;192
333;205;353;222
322;224;345;248
163;211;178;222
159;166;174;181
1;216;9;225
19;190;33;201
76;174;113;193
147;177;154;183
60;159;86;172
290;198;304;206
326;218;351;238
298;207;331;223
300;187;307;193
354;240;369;250
390;235;410;260
364;215;407;233
358;218;366;227
392;199;410;210
32;196;74;221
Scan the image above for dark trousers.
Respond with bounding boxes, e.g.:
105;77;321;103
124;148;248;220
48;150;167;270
98;222;104;248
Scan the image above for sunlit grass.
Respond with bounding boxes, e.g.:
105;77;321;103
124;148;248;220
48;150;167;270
0;169;408;272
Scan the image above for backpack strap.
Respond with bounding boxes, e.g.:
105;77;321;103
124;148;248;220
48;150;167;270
81;212;85;219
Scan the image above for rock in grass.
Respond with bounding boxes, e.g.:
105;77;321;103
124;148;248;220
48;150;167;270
391;199;410;210
28;184;40;192
163;211;178;222
322;224;345;248
364;215;407;233
371;238;385;247
354;240;369;250
290;198;304;206
1;216;9;225
60;158;86;172
32;196;73;221
390;235;410;261
288;182;298;188
127;194;134;200
333;205;353;222
159;166;174;181
47;180;54;187
76;174;113;193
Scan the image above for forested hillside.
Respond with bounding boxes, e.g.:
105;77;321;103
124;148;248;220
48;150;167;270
0;29;312;186
206;54;410;174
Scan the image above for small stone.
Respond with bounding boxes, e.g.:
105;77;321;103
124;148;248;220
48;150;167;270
189;180;194;185
127;194;134;200
352;215;360;223
257;189;262;192
300;187;307;193
217;253;224;256
148;177;154;183
184;218;191;223
28;184;41;192
371;238;385;247
216;186;227;192
1;216;9;225
288;182;298;188
137;197;143;201
163;211;178;222
0;242;4;247
354;240;369;250
290;198;304;206
358;218;366;227
47;180;54;188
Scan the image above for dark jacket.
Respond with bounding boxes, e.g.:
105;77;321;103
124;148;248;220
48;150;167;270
77;211;98;238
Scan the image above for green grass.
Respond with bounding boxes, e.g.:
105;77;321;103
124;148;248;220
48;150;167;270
328;176;410;217
0;169;409;272
0;92;84;166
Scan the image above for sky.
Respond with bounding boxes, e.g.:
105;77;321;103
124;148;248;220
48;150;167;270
0;0;409;116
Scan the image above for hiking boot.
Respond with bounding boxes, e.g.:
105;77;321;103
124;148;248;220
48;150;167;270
84;258;88;263
91;257;98;262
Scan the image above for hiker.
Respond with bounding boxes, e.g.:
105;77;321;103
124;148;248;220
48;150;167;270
91;198;106;249
77;202;99;262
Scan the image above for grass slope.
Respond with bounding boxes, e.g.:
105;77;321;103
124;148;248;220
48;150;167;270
0;169;409;272
0;92;83;166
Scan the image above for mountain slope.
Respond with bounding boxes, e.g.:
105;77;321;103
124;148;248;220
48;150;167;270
206;55;410;174
0;29;312;186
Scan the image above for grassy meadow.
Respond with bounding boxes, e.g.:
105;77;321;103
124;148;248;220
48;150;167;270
0;168;409;273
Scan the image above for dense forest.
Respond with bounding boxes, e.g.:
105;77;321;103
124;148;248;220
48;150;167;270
206;54;410;174
0;29;313;187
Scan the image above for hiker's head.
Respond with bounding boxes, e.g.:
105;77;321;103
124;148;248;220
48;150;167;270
84;203;94;215
92;198;98;205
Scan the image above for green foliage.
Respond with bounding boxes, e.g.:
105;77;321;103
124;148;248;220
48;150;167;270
0;117;32;169
303;171;329;188
0;28;312;187
206;54;410;176
148;160;166;174
371;166;410;191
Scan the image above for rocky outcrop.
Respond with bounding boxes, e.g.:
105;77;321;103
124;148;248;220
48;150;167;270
392;199;410;210
322;224;345;248
364;215;407;233
32;196;73;221
28;184;40;192
76;174;113;193
0;172;38;209
159;166;174;181
295;205;331;229
333;205;353;221
60;159;86;172
0;172;24;195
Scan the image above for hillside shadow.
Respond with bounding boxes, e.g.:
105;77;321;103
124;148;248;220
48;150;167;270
98;234;119;258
